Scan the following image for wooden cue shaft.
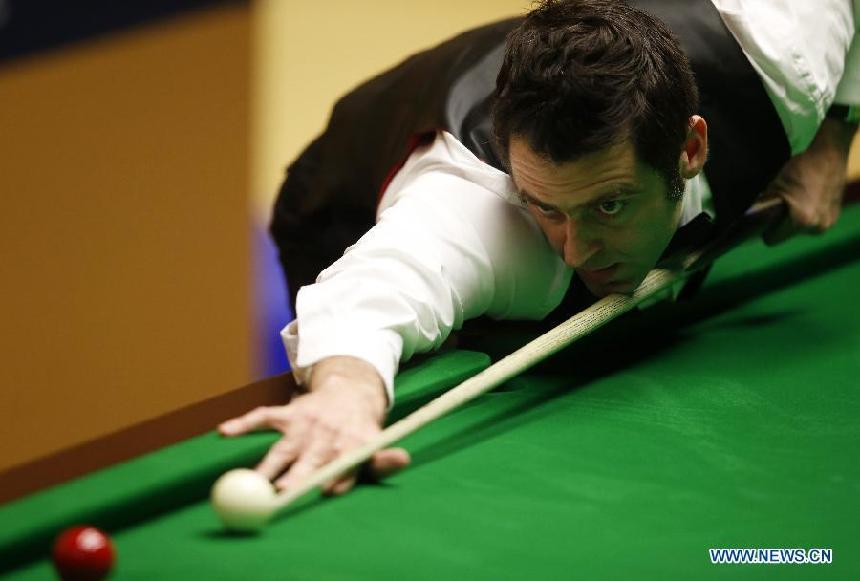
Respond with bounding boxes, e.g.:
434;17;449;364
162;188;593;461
268;266;682;512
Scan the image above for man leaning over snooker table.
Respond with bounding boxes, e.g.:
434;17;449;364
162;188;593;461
219;0;860;497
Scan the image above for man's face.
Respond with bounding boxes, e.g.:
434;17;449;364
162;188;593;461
508;136;683;297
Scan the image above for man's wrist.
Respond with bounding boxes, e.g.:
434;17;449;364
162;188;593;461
309;356;389;419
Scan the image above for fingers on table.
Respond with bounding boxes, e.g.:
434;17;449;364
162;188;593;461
274;425;340;491
316;433;377;496
321;447;413;497
218;404;411;496
318;434;363;496
256;418;309;481
270;437;413;496
218;405;289;436
371;448;411;478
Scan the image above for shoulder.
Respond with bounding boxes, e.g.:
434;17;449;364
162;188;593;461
377;131;519;216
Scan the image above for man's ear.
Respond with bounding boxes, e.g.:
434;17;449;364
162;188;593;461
679;115;708;179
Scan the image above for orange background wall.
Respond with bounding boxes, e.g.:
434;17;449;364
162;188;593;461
0;5;253;472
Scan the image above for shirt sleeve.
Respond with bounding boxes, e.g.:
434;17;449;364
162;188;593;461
282;144;571;405
711;0;855;153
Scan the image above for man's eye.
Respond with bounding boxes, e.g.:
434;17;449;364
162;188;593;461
598;200;625;216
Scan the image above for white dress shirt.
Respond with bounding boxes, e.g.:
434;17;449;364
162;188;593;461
282;1;858;403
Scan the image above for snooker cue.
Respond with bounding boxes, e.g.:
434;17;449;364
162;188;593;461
266;198;787;513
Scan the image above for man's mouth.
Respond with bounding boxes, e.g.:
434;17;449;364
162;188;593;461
578;263;620;285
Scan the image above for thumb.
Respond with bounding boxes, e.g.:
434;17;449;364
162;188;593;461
371;447;411;479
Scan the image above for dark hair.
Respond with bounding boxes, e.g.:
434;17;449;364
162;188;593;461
492;0;699;198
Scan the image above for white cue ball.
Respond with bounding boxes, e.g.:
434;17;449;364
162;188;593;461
210;468;277;532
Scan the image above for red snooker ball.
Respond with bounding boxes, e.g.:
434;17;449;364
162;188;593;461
52;526;115;581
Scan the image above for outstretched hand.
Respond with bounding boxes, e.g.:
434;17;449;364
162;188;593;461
218;356;410;496
762;117;857;245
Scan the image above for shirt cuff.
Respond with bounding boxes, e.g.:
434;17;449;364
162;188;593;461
280;319;401;409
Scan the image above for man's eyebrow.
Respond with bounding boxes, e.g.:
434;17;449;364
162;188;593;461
591;184;642;201
517;183;642;210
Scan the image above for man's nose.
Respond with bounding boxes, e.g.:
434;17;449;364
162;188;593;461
562;217;600;268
